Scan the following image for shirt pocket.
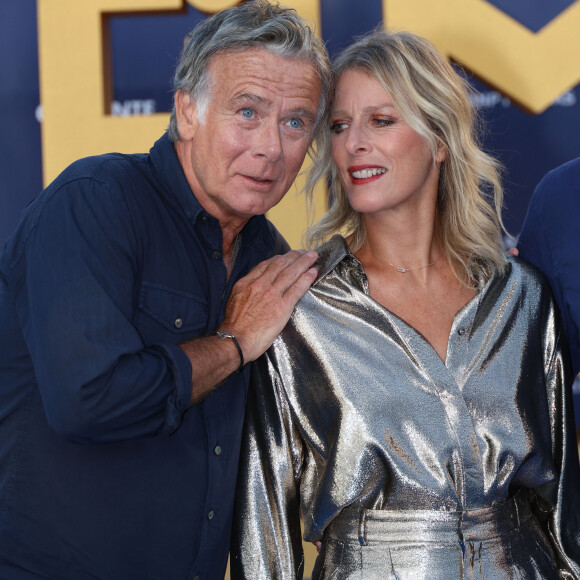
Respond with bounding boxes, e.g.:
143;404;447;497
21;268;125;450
135;281;208;345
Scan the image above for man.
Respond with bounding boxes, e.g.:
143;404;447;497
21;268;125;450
0;2;331;578
517;157;580;435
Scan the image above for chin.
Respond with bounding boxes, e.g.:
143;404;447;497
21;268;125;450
234;200;276;218
347;199;379;214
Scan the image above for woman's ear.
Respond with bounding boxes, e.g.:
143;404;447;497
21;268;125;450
435;137;447;164
174;90;198;141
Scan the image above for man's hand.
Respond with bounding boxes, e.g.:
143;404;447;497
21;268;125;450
179;250;318;402
219;249;318;362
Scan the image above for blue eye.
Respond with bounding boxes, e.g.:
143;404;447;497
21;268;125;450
241;108;255;119
287;118;302;129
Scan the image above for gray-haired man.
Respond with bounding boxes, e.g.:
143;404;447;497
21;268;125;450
0;2;331;578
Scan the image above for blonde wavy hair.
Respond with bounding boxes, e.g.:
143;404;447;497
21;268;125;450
305;29;509;284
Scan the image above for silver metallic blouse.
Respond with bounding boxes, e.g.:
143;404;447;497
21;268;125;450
231;235;580;579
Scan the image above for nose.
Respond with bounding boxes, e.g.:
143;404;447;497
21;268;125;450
344;123;369;156
254;119;282;161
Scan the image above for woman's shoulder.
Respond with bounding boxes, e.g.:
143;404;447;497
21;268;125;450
500;254;555;303
506;253;547;282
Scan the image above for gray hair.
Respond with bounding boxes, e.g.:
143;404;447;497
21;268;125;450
167;0;332;147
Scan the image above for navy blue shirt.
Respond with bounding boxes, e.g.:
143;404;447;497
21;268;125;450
518;157;580;377
0;133;284;579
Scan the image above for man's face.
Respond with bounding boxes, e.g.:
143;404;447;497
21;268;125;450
175;48;322;227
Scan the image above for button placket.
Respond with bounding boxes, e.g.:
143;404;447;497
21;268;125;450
447;304;479;371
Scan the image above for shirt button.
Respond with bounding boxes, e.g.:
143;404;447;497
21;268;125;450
211;251;221;260
457;327;465;336
174;318;183;329
214;445;222;456
207;510;215;520
201;215;208;222
193;576;200;580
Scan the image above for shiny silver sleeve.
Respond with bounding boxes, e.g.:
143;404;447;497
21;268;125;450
230;350;305;580
536;296;580;577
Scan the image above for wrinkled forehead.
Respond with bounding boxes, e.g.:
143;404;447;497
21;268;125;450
206;47;322;105
207;45;317;80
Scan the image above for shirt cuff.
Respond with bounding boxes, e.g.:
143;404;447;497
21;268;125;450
153;343;193;433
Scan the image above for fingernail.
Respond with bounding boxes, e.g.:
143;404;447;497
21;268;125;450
306;251;317;258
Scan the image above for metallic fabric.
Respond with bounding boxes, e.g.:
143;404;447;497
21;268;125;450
231;235;580;579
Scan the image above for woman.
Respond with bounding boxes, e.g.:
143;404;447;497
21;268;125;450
230;30;580;579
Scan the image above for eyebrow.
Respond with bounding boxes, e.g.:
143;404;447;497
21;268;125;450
288;108;317;123
232;93;269;107
331;103;397;116
232;93;317;122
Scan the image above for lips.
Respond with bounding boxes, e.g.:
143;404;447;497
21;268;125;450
240;174;275;184
347;165;387;184
238;174;277;191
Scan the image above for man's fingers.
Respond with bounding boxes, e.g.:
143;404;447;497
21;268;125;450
241;249;317;285
222;251;318;362
261;250;318;295
280;266;318;302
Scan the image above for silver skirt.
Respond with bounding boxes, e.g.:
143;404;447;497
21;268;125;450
314;495;557;579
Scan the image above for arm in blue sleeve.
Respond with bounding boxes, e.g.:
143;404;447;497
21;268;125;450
10;175;193;443
518;170;580;376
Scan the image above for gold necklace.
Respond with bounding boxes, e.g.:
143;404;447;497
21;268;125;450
369;248;440;273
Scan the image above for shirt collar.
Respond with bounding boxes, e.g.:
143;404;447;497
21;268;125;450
314;234;493;297
313;235;371;294
149;132;205;222
313;234;351;283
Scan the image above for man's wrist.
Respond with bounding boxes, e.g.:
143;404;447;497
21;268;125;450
213;331;245;373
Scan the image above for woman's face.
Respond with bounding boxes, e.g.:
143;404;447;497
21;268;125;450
330;69;445;218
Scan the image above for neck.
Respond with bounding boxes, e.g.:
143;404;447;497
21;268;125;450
361;208;442;272
222;222;245;262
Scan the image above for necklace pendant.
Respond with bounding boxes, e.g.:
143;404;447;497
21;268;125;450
397;267;407;273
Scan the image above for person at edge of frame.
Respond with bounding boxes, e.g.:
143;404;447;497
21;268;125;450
517;156;580;450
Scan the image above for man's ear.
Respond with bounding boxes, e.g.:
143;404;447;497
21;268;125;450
174;90;198;140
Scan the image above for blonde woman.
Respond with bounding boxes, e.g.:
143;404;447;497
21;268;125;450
231;30;580;579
